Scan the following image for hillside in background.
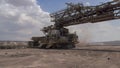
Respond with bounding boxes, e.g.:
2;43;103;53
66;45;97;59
89;41;120;45
0;41;28;49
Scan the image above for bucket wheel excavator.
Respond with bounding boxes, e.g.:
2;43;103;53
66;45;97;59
29;0;120;49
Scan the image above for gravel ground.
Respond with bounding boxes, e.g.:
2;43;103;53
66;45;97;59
0;46;120;68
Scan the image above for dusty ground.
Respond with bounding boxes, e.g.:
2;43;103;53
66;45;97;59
0;46;120;68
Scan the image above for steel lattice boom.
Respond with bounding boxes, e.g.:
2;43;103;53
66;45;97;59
50;1;120;27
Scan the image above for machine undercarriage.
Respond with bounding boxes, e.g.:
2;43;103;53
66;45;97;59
29;26;78;49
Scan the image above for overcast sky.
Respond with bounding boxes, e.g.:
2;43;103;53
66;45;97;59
0;0;120;42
